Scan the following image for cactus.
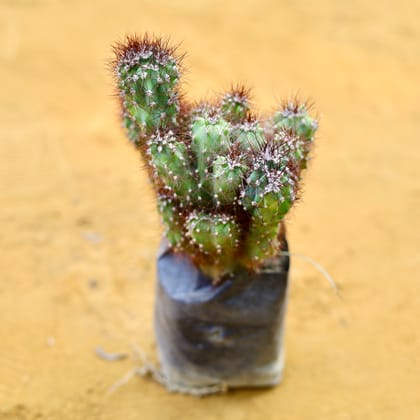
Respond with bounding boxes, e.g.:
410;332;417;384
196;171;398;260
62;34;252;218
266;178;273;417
272;101;318;170
112;35;318;282
220;86;250;123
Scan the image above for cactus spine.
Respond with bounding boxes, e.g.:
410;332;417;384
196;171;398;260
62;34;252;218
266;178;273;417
112;35;318;282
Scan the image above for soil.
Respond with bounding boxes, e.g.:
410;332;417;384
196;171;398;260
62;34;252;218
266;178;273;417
0;0;419;419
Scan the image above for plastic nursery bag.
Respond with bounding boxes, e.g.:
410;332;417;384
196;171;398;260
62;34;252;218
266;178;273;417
154;240;289;395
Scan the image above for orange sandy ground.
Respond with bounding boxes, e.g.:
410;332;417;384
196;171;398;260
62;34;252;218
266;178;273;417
0;1;419;419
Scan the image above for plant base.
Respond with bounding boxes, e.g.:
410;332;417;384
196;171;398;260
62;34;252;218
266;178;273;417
154;240;289;393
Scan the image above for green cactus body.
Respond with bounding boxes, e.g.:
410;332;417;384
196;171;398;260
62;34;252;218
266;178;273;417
191;116;231;201
273;103;317;139
191;117;231;169
273;103;318;170
242;187;292;265
113;35;318;282
240;144;297;265
242;165;295;222
120;60;179;134
220;89;250;123
243;222;280;264
186;212;240;279
148;131;196;201
157;196;184;249
233;121;265;154
212;155;247;206
186;212;239;254
190;102;220;120
252;190;293;224
122;115;141;144
114;38;181;147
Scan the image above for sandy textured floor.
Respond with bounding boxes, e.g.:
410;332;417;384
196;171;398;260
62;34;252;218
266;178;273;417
0;1;419;419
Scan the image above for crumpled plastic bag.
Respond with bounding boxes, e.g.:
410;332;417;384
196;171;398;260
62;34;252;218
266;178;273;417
154;240;289;394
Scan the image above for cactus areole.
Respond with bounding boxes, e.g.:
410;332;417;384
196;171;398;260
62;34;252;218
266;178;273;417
111;35;318;393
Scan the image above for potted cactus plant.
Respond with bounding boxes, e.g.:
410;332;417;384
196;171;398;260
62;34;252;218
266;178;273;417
111;35;318;395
